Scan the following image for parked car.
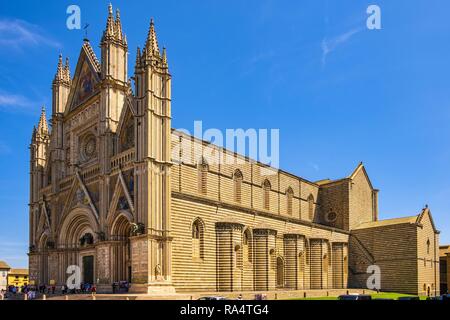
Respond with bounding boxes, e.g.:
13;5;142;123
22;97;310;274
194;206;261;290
398;296;420;301
198;296;228;300
427;294;450;301
338;294;372;300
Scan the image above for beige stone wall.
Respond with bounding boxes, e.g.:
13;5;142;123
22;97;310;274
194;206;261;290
171;133;320;223
348;169;376;230
350;224;420;294
318;181;349;230
170;195;348;292
416;211;440;296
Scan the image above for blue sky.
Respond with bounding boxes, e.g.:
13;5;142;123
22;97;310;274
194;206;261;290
0;0;449;267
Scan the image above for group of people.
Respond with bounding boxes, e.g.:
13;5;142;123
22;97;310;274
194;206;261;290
1;285;38;300
112;281;129;293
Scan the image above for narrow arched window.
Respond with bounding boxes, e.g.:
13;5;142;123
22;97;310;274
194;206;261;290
305;240;310;265
308;194;315;220
243;229;252;263
192;219;204;259
286;187;294;215
198;159;208;195
234;170;243;203
427;239;430;255
263;179;271;210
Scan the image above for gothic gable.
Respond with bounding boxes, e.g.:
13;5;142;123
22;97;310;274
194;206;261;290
117;98;136;153
65;42;101;114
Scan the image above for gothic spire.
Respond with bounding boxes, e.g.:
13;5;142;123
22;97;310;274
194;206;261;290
162;47;168;65
115;8;123;41
64;57;71;82
54;54;64;82
37;106;49;135
104;3;115;39
145;18;160;57
135;46;142;67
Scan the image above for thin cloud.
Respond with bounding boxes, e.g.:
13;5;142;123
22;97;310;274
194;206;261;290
0;93;32;107
321;27;363;67
0;19;61;50
0;92;45;114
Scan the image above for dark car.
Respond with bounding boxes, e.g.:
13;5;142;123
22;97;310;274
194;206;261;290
398;296;420;301
338;294;372;301
427;294;450;301
198;296;228;300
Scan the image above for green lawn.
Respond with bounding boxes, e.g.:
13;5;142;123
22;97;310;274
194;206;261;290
291;292;427;300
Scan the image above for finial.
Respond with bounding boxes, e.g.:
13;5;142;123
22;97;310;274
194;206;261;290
145;18;160;57
37;106;49;134
105;3;115;37
116;8;120;19
162;47;167;64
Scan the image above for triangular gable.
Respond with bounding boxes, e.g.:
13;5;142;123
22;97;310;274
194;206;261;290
59;171;99;231
107;169;135;222
116;96;136;137
65;42;101;114
348;162;374;190
37;205;50;237
416;207;440;234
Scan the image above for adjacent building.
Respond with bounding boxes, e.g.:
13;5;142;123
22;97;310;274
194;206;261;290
440;245;450;294
0;261;10;291
7;269;29;288
28;5;440;296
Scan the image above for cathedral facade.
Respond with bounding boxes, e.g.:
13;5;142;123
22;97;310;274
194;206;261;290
28;5;440;295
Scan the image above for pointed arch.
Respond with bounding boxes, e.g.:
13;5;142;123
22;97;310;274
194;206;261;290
117;103;136;153
233;169;243;203
276;256;285;288
110;210;134;238
197;158;209;195
286;187;294;215
192;217;205;259
58;207;100;248
242;227;253;263
110;210;133;283
308;194;315;220
263;179;271;210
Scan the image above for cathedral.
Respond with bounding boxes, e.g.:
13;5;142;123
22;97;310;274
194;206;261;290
28;5;440;296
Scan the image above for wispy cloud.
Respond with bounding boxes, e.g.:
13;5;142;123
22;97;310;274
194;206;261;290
321;27;363;67
309;162;320;172
0;93;32;107
0;19;61;50
0;91;45;114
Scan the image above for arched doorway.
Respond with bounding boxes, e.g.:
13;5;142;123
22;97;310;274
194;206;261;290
58;208;99;285
276;257;285;288
38;232;49;285
111;212;133;283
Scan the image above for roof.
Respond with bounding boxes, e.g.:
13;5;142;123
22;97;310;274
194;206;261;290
9;269;28;276
440;245;450;256
353;216;418;230
353;207;440;233
0;261;11;270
